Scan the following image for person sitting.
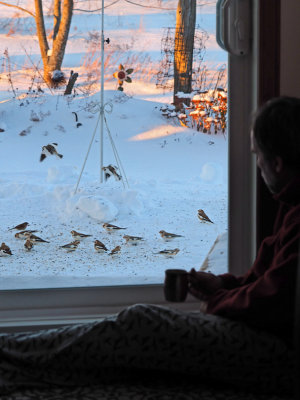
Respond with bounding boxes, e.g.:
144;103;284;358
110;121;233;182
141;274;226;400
189;96;300;348
0;96;299;395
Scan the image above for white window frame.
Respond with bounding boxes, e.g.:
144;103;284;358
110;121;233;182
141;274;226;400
0;1;259;332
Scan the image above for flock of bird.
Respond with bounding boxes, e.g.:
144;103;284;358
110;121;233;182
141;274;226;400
0;210;213;258
1;143;214;258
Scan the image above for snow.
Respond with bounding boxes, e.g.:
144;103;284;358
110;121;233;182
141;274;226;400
200;162;224;184
0;0;228;289
75;195;119;221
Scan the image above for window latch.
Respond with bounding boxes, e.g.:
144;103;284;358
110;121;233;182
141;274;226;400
216;0;251;56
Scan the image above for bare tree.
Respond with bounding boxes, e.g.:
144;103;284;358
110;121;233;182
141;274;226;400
0;0;73;87
173;0;196;107
36;0;73;86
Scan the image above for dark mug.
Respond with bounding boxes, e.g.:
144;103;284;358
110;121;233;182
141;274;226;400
164;269;188;302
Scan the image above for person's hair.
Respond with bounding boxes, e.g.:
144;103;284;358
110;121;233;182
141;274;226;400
252;96;300;170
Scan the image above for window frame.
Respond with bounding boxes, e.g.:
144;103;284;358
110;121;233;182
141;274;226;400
0;0;260;332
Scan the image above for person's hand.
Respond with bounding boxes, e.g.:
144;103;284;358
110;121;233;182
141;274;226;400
187;268;224;301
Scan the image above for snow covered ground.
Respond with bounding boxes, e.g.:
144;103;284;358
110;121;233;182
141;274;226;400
0;1;228;289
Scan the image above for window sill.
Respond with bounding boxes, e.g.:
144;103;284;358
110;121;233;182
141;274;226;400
0;284;202;332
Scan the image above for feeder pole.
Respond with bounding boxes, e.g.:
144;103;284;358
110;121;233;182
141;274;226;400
100;0;105;183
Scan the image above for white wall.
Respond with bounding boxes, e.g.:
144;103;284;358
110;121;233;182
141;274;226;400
280;0;300;95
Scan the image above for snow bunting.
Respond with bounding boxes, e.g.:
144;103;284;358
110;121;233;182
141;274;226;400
24;233;49;243
103;223;126;233
0;242;12;256
71;230;92;240
123;235;144;245
94;240;108;252
60;240;80;252
24;239;34;251
198;209;213;223
15;230;38;239
159;230;183;241
40;143;63;162
102;164;122;181
155;248;180;258
8;222;29;231
109;245;121;256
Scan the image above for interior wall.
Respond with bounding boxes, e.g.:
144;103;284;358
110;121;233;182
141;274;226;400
280;0;300;95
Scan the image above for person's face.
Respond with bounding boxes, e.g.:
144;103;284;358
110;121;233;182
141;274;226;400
250;130;281;194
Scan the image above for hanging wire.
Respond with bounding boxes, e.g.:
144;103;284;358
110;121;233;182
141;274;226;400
74;100;129;194
104;112;130;189
74;0;216;13
100;0;105;183
73;112;101;195
123;0;176;10
124;0;216;9
74;0;121;12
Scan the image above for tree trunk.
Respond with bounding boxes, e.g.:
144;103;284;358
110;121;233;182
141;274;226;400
173;0;196;107
48;0;73;73
64;70;78;95
1;0;73;88
35;0;73;86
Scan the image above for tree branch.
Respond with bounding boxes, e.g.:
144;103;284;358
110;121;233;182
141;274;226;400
0;1;35;17
53;0;61;41
51;0;73;68
34;0;49;60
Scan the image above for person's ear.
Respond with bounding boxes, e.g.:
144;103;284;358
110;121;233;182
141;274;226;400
273;156;284;173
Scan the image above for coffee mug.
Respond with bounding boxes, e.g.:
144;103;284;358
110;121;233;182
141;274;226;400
164;269;188;302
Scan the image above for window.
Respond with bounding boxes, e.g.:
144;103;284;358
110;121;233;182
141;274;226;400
0;0;257;330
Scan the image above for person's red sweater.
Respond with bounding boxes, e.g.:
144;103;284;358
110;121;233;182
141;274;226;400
207;175;300;345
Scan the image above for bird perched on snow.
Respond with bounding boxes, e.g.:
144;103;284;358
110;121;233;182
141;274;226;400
0;242;12;256
15;230;38;239
109;245;121;256
198;209;214;223
103;223;126;233
24;233;49;243
24;239;34;251
60;240;80;252
155;248;180;258
40;143;63;162
71;230;92;240
102;165;122;181
94;240;108;253
159;230;183;241
123;235;144;245
8;222;29;231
